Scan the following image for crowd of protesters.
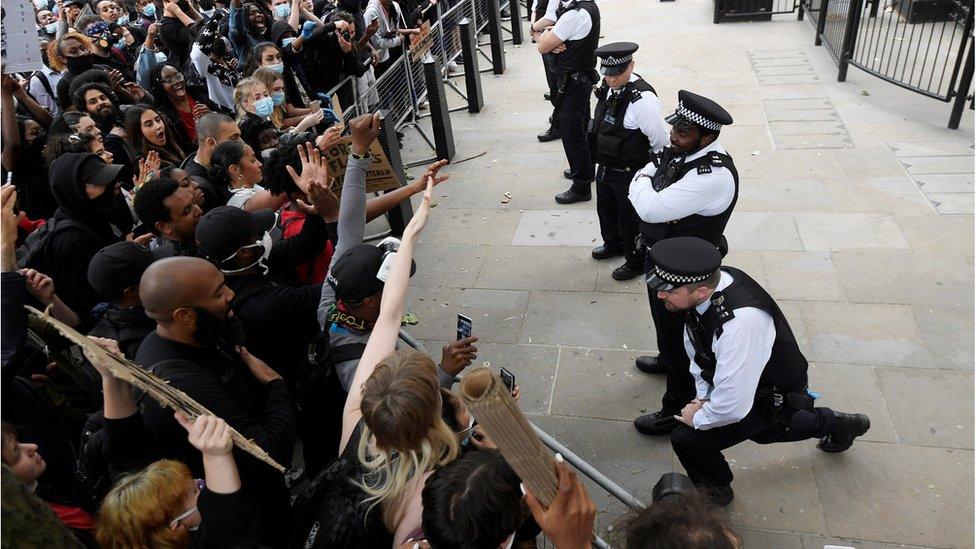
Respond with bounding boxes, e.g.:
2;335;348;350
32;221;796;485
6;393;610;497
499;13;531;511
0;0;746;546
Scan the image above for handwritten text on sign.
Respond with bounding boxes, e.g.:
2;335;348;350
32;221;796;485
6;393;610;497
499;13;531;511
322;136;403;194
1;0;44;73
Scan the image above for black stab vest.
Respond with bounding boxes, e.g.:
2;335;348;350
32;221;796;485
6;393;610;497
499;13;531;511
639;148;739;246
592;77;656;171
553;0;600;77
684;267;809;398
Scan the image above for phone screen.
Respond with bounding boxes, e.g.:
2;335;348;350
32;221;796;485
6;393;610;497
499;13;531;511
500;367;515;392
456;314;472;341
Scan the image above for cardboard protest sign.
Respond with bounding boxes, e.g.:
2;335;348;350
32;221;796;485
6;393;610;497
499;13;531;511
2;0;45;73
409;21;433;63
322;136;403;194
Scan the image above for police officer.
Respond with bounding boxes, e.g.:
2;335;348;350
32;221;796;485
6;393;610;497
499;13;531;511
589;42;668;281
646;237;871;505
532;0;601;204
629;90;738;436
530;0;561;143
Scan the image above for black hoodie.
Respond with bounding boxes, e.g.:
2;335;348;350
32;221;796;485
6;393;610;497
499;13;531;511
30;153;123;325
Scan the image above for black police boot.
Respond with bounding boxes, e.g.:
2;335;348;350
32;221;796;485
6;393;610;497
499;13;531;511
817;412;871;453
612;254;645;281
537;125;561;142
634;410;679;435
563;169;573;180
702;484;734;507
635;355;668;374
554;183;591;204
591;243;624;260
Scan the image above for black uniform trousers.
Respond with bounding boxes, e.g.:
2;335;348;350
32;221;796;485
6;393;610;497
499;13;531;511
644;251;696;414
542;53;560;131
596;166;643;257
558;77;595;185
671;405;837;487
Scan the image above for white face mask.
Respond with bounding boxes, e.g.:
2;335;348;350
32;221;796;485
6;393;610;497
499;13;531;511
169;507;200;531
220;231;273;275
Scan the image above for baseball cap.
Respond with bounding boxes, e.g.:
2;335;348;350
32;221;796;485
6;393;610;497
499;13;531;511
195;206;276;262
327;243;417;303
79;153;123;187
87;241;168;300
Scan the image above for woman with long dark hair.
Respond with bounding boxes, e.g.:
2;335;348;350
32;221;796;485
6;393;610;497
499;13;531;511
146;62;214;152
124;106;187;167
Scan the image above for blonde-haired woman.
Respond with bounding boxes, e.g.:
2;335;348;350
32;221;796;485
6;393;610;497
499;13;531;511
96;415;258;548
234;77;322;133
293;114;453;548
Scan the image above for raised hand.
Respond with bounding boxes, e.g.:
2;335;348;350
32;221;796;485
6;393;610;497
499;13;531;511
440;335;478;376
522;455;596;549
133;150;160;189
19;268;56;305
1;184;18;272
315;124;343;150
410;159;450;193
348;112;381;155
176;413;234;457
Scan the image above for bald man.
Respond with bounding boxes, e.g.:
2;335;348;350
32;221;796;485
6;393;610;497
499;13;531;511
134;257;296;546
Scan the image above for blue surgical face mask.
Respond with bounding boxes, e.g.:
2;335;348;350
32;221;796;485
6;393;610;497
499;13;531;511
116;38;127;49
273;3;290;18
117;13;129;24
44;22;58;33
271;91;285;106
142;3;155;16
281;37;296;48
267;62;284;74
253;96;275;118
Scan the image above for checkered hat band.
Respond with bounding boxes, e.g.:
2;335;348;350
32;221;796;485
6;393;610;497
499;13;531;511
676;100;722;131
602;54;632;66
654;265;709;285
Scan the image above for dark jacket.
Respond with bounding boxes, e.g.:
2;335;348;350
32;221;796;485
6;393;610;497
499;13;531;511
87;305;155;360
28;154;123;326
134;331;296;547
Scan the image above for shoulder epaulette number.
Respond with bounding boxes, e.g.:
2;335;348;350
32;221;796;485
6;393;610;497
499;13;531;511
697;164;712;175
709;152;725;166
712;292;735;323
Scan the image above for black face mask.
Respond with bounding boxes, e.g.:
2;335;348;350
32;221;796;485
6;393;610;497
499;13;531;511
192;306;245;348
91;188;133;233
64;53;94;74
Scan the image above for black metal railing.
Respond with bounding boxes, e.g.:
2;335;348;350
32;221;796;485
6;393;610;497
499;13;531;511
813;0;974;127
714;0;801;22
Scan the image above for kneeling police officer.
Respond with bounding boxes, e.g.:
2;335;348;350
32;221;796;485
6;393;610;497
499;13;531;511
646;237;871;506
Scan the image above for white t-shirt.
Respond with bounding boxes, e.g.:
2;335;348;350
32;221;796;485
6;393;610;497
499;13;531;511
227;184;266;209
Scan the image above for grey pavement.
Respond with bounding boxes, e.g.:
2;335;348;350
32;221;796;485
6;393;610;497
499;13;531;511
391;1;974;546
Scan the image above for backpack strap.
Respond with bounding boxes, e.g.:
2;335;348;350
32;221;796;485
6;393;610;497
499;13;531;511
32;71;55;101
327;342;367;367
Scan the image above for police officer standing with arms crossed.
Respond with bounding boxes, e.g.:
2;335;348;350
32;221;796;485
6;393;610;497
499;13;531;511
644;236;871;505
588;42;669;281
628;91;739;436
531;0;601;205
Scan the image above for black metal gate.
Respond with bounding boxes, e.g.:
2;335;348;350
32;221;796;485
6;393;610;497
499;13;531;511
813;0;974;126
714;0;802;23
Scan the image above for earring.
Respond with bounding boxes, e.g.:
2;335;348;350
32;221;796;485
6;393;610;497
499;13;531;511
238;173;243;181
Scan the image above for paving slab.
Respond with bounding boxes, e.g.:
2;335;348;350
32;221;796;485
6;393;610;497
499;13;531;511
810;442;974;547
723;442;828;534
822;176;935;216
807;363;898;443
760;251;845;302
832;250;974;308
736;178;835;212
404;287;528;344
801;302;931;367
725;212;805;251
520;291;654;348
550;347;663;422
410;243;487;289
910;304;975;370
876;368;974;450
511;209;603;247
476;245;599;292
794;212;911;251
423;207;523;245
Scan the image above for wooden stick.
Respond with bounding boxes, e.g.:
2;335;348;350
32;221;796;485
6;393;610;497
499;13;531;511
26;306;285;473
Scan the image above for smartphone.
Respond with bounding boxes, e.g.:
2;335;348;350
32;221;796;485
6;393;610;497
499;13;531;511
456;314;472;341
499;367;515;392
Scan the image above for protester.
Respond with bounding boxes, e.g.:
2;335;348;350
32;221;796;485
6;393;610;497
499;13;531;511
124;105;188;166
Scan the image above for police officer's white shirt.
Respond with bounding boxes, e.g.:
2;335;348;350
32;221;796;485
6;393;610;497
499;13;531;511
682;270;775;430
549;0;592;41
603;74;669;154
628;140;735;223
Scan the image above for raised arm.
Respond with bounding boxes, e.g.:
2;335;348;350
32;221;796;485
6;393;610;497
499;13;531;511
338;174;435;454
